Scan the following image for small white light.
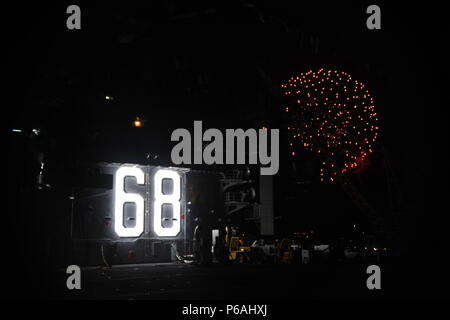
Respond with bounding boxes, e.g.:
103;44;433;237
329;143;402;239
12;129;22;133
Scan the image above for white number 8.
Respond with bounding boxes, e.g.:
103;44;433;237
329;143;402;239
153;169;181;237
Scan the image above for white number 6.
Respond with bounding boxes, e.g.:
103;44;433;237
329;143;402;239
114;166;145;237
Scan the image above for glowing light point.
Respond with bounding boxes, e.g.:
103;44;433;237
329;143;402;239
133;117;142;128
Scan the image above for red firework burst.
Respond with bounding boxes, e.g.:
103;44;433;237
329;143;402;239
281;68;379;182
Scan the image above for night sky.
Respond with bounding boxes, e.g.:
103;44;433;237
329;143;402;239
4;1;446;299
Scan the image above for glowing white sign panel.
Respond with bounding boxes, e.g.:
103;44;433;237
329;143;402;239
153;169;181;237
114;166;182;238
114;166;145;237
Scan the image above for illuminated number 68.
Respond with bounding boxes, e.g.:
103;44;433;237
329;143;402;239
114;166;145;237
153;169;181;237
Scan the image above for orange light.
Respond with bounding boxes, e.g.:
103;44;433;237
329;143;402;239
133;117;142;128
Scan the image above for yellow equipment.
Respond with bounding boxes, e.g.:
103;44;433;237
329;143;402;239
224;226;251;263
228;236;251;263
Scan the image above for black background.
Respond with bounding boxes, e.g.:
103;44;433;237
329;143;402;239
3;1;447;301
